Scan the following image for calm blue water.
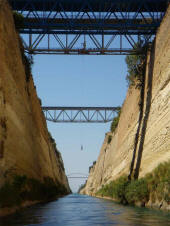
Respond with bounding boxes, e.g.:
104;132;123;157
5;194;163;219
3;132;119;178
0;194;170;226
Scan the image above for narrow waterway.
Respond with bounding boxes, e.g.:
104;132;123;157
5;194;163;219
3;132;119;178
1;194;170;226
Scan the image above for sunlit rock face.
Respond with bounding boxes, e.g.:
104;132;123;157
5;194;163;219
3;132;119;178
0;0;70;192
81;5;170;196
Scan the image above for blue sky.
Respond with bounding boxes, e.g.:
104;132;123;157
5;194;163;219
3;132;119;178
32;54;128;192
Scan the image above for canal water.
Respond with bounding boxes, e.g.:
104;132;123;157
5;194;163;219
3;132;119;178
0;194;170;226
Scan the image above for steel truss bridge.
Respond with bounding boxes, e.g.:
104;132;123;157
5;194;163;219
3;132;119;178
67;173;88;179
42;106;120;123
9;0;169;55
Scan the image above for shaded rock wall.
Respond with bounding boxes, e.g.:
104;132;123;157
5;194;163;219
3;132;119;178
0;0;70;192
81;5;170;195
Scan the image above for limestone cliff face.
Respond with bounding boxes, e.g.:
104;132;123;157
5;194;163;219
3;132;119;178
0;0;70;192
81;6;170;195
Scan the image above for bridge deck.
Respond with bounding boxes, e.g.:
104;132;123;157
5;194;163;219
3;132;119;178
10;0;167;12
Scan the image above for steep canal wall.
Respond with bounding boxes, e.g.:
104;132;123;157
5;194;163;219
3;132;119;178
0;0;70;216
81;5;170;209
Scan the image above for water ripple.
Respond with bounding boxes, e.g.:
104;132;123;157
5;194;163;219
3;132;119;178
0;194;170;226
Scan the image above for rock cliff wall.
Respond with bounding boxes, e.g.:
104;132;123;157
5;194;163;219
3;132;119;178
0;0;70;194
81;5;170;196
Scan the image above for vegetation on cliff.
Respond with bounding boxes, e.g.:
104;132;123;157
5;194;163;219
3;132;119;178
89;161;96;173
18;38;34;82
13;11;34;82
0;175;69;208
110;107;121;134
107;135;112;144
96;161;170;207
13;11;24;30
125;41;147;87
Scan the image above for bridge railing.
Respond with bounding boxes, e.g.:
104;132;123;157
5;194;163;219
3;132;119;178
21;12;163;20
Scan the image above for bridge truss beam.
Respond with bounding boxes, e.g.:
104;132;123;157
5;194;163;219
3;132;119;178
42;106;120;123
9;0;169;55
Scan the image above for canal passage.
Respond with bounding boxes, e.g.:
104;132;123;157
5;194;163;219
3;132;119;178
0;194;170;226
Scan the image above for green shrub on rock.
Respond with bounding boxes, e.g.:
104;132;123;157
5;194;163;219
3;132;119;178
145;161;170;204
125;41;147;87
96;175;129;204
0;175;68;208
110;107;121;133
125;178;149;205
13;11;24;30
0;182;21;207
95;161;170;207
110;176;129;203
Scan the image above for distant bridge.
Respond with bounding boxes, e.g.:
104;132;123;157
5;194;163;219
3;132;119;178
42;106;120;123
67;173;88;179
9;0;169;55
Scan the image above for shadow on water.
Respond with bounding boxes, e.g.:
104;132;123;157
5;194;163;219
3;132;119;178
129;42;155;179
0;194;170;226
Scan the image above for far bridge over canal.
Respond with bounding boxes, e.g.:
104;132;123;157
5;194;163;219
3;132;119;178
66;173;88;179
